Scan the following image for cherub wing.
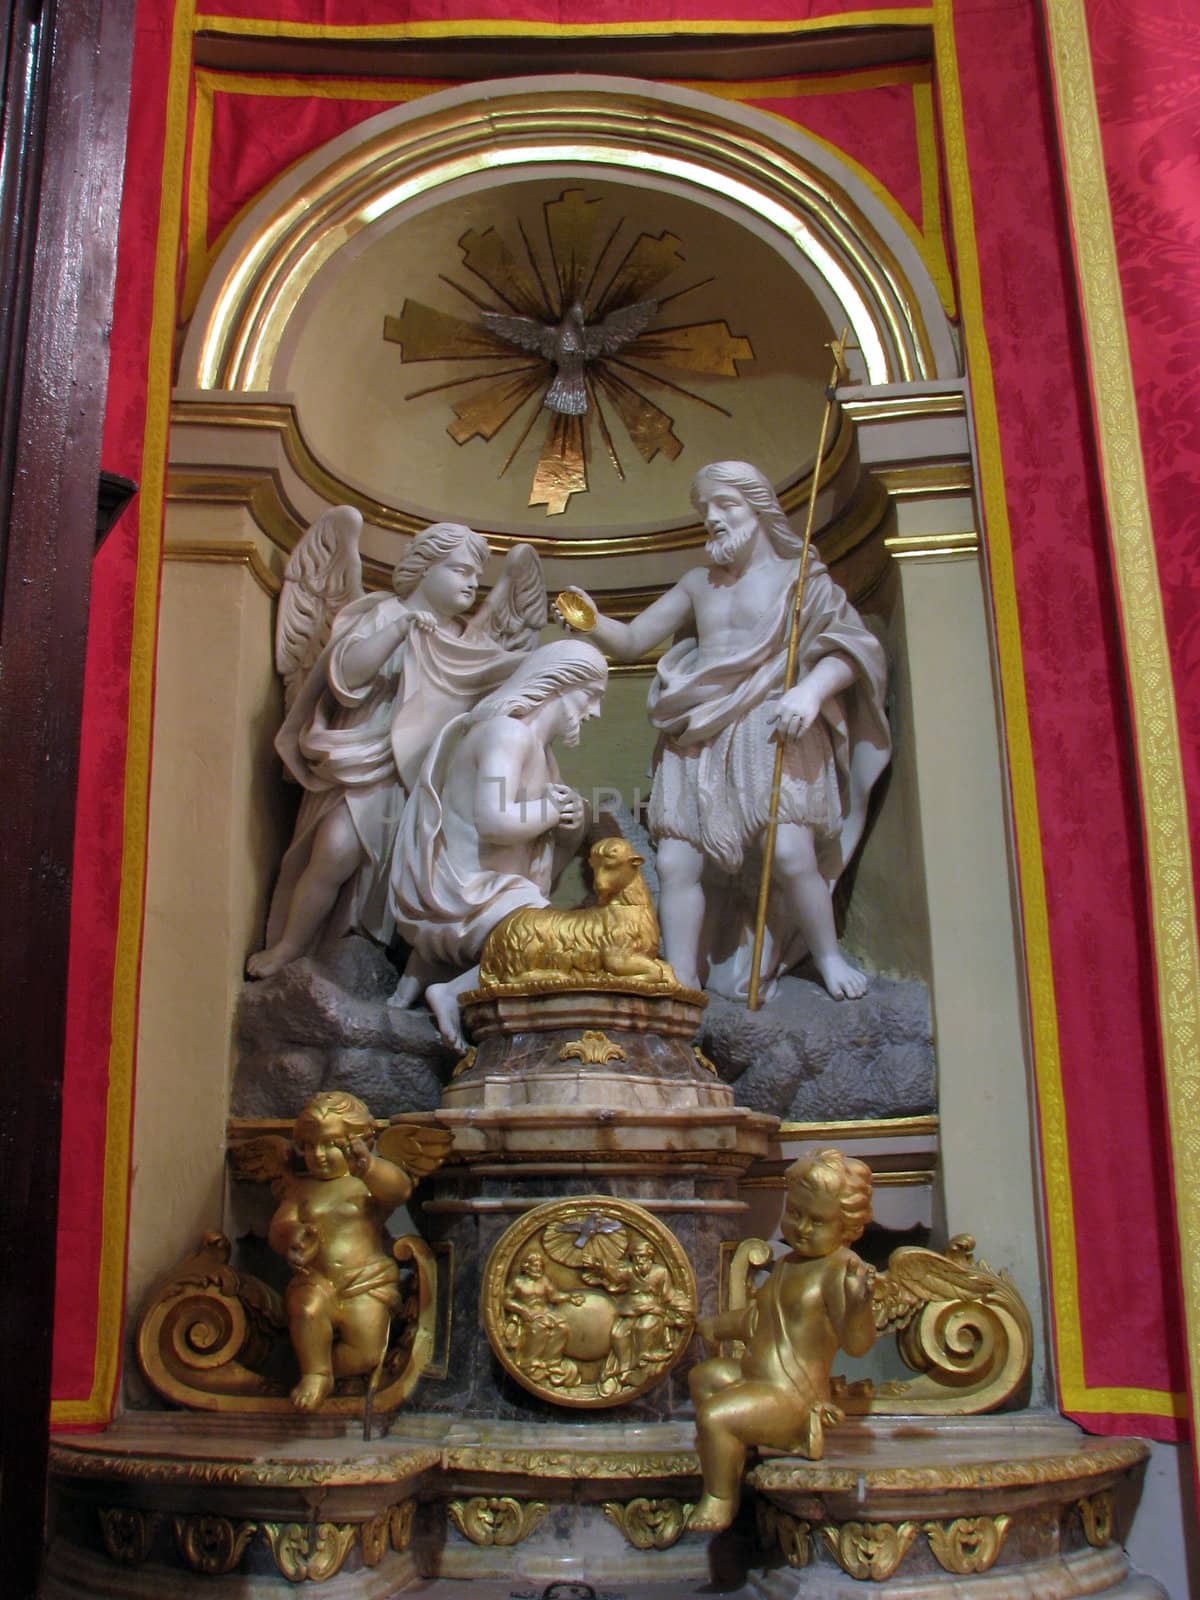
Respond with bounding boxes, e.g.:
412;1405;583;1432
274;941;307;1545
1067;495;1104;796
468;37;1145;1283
374;1120;454;1181
275;505;365;711
582;298;658;358
465;542;548;652
227;1135;295;1186
480;311;556;358
872;1244;1001;1334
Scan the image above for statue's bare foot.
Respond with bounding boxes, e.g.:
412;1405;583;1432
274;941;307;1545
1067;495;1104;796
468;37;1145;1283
815;951;869;1000
687;1494;736;1533
246;944;296;980
426;983;466;1051
387;973;421;1010
290;1373;334;1411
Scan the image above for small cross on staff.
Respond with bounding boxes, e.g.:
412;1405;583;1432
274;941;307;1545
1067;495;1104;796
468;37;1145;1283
747;328;855;1011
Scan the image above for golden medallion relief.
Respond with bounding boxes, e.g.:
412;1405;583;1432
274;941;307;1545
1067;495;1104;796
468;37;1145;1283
481;1196;696;1408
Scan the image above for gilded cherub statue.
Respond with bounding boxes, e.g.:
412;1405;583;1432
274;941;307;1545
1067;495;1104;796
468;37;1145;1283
253;1091;450;1411
687;1148;876;1532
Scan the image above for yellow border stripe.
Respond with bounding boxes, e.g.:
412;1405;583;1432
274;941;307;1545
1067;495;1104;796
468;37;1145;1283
912;79;954;314
936;0;1184;1419
931;3;1081;1402
185;62;953;336
183;71;445;321
50;0;198;1428
1041;0;1200;1420
682;67;954;316
194;10;932;40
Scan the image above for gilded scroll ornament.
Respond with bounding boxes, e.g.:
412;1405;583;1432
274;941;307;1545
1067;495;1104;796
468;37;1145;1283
447;1497;549;1547
478;836;679;995
558;1030;627;1065
98;1507;159;1566
482;1196;696;1407
819;1520;919;1581
602;1498;693;1550
173;1514;257;1575
383;187;753;514
260;1521;358;1583
139;1104;445;1419
757;1502;812;1568
924;1514;1011;1574
1078;1489;1115;1547
390;1497;417;1552
451;1046;477;1080
866;1233;1034;1414
719;1224;1034;1422
360;1499;417;1565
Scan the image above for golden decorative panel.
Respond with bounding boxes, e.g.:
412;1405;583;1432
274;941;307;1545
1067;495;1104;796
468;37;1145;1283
819;1519;920;1581
383;187;753;514
481;1195;696;1408
924;1514;1012;1575
602;1497;693;1550
447;1496;548;1547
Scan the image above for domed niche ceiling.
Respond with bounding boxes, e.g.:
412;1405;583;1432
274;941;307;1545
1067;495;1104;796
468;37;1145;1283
278;176;835;542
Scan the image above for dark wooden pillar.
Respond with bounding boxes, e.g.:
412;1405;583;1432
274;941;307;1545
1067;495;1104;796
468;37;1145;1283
0;2;136;1595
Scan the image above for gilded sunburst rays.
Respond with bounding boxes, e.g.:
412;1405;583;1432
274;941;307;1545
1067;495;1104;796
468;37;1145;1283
383;189;754;514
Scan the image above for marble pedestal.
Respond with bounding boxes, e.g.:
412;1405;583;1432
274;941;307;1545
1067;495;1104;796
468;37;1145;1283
46;1412;1164;1596
745;1413;1163;1598
409;986;776;1423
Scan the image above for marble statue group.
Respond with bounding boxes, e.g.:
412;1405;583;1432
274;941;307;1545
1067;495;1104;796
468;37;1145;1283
248;461;891;1042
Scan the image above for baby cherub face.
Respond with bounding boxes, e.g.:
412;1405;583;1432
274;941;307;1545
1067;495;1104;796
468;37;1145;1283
781;1179;849;1258
296;1115;352;1180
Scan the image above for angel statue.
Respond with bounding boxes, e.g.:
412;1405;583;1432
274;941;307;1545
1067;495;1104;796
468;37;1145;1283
251;1090;452;1411
248;507;547;984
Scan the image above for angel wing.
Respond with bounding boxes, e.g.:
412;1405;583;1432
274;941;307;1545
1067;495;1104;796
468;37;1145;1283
227;1134;295;1186
582;299;658;358
465;542;548;652
374;1120;453;1181
275;505;365;711
872;1241;1003;1335
479;311;556;358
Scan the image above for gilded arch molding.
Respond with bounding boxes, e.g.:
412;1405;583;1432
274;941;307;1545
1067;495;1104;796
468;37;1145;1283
181;76;960;398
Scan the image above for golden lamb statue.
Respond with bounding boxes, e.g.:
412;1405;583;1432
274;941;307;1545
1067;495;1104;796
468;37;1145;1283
478;836;679;991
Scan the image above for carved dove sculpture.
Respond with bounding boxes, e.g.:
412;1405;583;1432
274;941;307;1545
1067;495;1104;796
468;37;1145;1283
480;299;658;415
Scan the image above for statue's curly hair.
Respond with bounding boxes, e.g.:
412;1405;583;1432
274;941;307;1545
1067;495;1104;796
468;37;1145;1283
293;1090;375;1144
787;1147;873;1242
391;521;489;598
690;460;805;559
471;639;607;722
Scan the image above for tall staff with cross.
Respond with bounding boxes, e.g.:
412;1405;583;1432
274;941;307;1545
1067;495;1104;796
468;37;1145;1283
747;329;852;1011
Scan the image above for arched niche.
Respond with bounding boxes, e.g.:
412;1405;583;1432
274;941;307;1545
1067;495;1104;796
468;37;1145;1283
139;75;1045;1399
169;76;963;597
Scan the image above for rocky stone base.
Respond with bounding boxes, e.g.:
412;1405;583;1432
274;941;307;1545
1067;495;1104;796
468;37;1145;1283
700;973;934;1122
232;938;452;1119
233;941;934;1126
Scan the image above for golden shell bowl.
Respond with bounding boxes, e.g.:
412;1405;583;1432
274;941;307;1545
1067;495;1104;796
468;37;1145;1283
555;589;597;632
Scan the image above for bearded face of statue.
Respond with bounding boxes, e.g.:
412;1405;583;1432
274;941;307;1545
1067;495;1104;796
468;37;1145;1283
695;481;761;567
